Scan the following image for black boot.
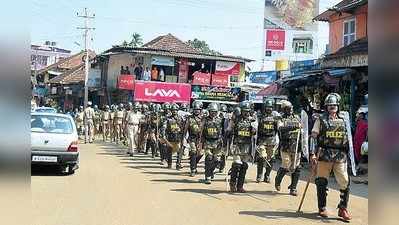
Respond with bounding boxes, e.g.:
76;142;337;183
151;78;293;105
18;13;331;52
338;187;350;209
275;167;288;191
237;162;249;193
256;158;265;183
204;155;213;184
315;177;328;216
196;154;203;165
176;151;183;170
288;168;301;196
166;147;172;168
219;154;226;173
264;161;273;183
189;151;197;176
229;162;241;192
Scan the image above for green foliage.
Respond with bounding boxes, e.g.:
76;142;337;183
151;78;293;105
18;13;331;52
186;38;223;55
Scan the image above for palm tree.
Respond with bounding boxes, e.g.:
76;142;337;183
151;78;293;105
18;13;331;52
128;33;143;47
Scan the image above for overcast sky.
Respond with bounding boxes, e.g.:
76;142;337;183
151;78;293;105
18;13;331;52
31;0;341;70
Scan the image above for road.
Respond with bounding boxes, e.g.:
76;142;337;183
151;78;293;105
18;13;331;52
32;141;368;225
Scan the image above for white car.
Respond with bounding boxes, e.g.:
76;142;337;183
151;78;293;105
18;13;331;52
34;107;58;113
31;112;79;175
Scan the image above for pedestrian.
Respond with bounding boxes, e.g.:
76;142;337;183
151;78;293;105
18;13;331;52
143;67;151;81
274;100;302;196
354;108;368;164
310;93;352;221
151;66;159;81
256;99;279;183
84;101;95;143
227;101;256;192
134;63;143;80
184;101;204;177
201;103;224;184
126;102;142;156
160;103;185;170
125;66;131;75
159;68;165;82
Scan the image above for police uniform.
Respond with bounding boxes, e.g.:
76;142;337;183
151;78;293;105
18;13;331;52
310;93;351;221
84;104;95;143
256;109;279;183
228;102;256;192
161;104;184;169
275;100;302;196
102;107;111;141
75;108;84;136
126;104;142;155
202;104;224;183
185;111;203;176
110;107;116;142
147;106;161;158
93;107;101;140
115;106;124;143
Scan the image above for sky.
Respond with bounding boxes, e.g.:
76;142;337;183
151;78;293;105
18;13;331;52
31;0;341;70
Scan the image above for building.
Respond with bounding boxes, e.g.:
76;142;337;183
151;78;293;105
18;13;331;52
31;41;71;72
262;0;320;71
97;33;253;105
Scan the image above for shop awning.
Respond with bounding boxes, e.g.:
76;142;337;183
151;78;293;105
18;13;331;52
325;68;355;77
257;83;279;96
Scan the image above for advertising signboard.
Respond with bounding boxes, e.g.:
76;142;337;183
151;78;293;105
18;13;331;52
134;81;191;103
211;74;229;87
191;85;241;102
215;61;240;75
117;75;135;90
192;71;211;85
266;29;286;50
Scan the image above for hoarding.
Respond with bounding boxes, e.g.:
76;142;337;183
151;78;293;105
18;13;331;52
134;81;191;103
266;29;285;50
215;61;240;75
117;75;135;90
191;85;241;102
211;74;229;87
192;71;211;85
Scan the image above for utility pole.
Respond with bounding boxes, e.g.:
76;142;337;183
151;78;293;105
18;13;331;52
77;8;95;109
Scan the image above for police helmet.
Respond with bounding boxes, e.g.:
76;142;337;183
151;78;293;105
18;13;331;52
94;105;98;109
171;103;179;111
105;105;110;109
264;99;274;108
87;101;92;106
325;93;341;106
163;102;171;110
240;101;251;112
133;102;140;109
208;102;219;112
193;101;203;110
154;104;162;112
142;104;149;111
180;103;189;110
220;104;228;112
280;100;293;109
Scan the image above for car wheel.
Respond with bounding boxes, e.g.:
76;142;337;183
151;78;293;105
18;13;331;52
65;165;75;175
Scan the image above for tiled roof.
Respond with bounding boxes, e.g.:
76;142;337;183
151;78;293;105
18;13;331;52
314;0;367;21
141;33;201;54
324;37;368;59
38;50;96;74
49;64;85;84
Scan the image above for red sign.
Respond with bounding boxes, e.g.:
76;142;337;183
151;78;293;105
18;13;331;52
178;58;188;83
192;71;211;85
118;75;135;90
211;74;229;87
215;61;240;76
266;30;285;50
134;81;191;103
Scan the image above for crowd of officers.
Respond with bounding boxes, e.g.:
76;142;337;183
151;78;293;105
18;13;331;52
73;92;352;222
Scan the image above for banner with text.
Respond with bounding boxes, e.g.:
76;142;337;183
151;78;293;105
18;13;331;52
191;85;241;102
192;71;211;85
266;29;285;50
211;74;229;86
117;75;135;90
134;81;191;103
215;61;240;76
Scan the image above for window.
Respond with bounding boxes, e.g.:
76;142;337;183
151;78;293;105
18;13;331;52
343;19;356;46
293;38;313;54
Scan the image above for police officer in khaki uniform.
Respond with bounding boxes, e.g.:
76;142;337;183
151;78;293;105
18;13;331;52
114;103;125;144
227;101;256;192
93;105;101;140
110;105;116;142
126;102;142;156
256;99;279;183
102;105;111;141
161;103;185;170
84;101;95;143
310;93;352;221
183;101;204;177
75;106;84;137
275;100;302;196
202;103;224;184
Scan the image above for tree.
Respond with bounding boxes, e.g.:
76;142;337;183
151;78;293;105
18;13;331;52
186;38;222;55
119;33;143;47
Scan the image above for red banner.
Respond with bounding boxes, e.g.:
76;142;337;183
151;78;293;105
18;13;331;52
118;75;135;90
192;71;211;85
211;74;229;87
215;61;240;76
134;81;191;103
178;58;188;83
266;29;285;50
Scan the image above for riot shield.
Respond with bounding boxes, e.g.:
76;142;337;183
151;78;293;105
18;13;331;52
342;111;357;176
301;110;309;161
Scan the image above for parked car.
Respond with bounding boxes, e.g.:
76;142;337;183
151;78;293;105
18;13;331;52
34;107;58;114
31;112;79;175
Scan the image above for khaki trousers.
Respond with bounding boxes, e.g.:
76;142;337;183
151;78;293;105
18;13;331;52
127;124;139;153
316;161;349;190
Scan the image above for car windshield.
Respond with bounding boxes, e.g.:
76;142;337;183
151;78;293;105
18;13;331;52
35;108;57;113
31;115;73;134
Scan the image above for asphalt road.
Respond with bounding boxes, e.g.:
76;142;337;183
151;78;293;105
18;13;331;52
32;141;368;225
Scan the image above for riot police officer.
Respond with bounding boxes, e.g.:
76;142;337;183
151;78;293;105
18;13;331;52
184;101;204;177
310;93;352;221
159;103;171;165
140;104;150;154
161;103;185;169
202;103;224;184
147;104;162;158
227;101;256;192
102;105;111;141
256;99;279;183
275;100;302;196
219;104;229;173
